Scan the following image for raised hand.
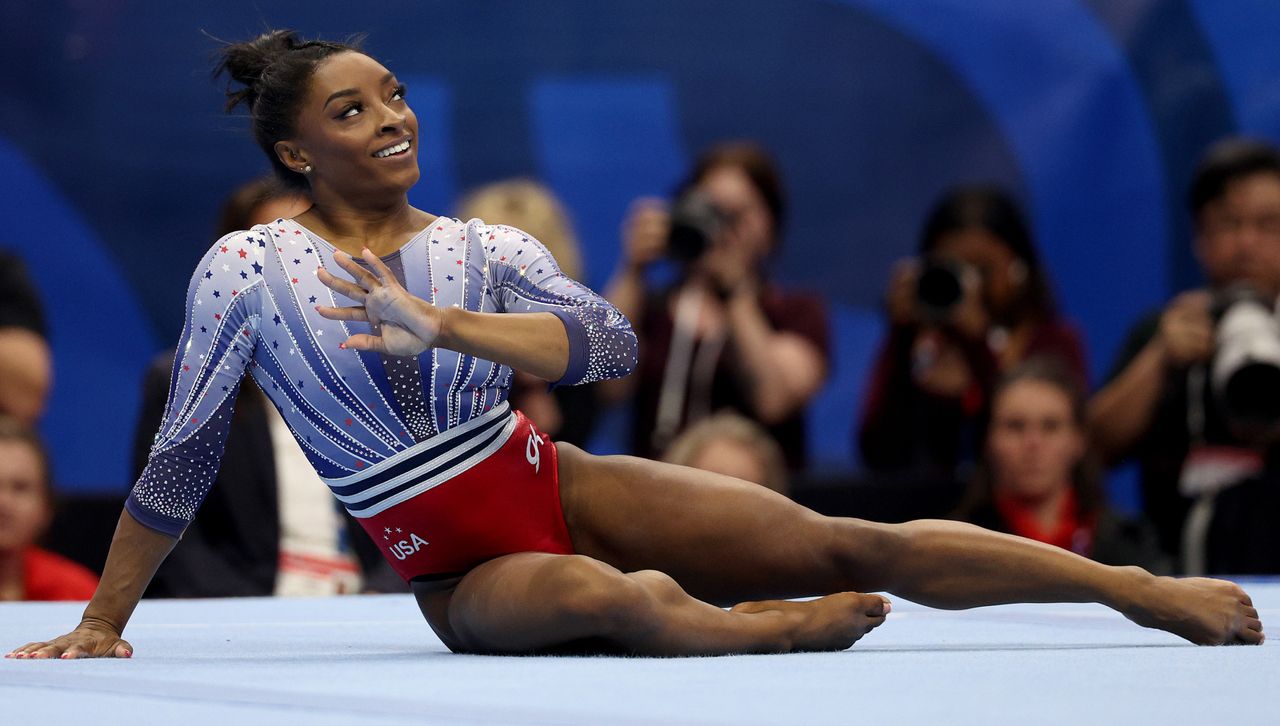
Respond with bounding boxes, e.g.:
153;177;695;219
620;198;670;272
316;248;444;356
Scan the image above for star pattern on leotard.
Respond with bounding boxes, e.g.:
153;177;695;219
130;218;636;536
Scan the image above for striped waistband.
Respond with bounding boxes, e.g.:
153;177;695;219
323;402;515;519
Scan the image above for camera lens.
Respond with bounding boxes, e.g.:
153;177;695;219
915;260;967;322
1212;285;1280;431
667;190;723;263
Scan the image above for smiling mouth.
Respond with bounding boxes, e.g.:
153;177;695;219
373;138;412;158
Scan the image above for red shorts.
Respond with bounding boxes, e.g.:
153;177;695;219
331;404;575;580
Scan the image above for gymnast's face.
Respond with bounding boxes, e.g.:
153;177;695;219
986;379;1084;504
0;440;50;554
278;52;421;200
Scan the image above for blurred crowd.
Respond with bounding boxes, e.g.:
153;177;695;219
5;134;1280;601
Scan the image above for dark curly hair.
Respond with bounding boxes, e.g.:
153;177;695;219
214;30;365;189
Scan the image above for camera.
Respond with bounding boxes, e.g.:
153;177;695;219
666;190;726;263
914;258;978;323
1211;284;1280;438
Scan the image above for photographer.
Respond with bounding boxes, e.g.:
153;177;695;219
603;142;830;468
1089;138;1280;574
858;186;1088;480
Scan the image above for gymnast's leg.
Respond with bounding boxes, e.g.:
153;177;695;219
555;444;1263;646
414;552;889;656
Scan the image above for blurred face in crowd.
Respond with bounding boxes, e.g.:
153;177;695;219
698;165;775;264
986;379;1085;503
931;228;1022;318
686;437;769;488
0;440;50;554
1196;172;1280;298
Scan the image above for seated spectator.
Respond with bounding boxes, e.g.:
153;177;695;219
605;142;830;468
456;179;599;446
133;176;404;596
0;250;52;424
0;415;98;601
858;185;1088;478
954;360;1168;573
663;411;789;496
1090;138;1280;574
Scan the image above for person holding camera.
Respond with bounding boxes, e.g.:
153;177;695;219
858;186;1088;484
1089;138;1280;574
604;142;830;468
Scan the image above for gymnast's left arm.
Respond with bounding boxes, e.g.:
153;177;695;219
318;223;637;384
466;222;637;384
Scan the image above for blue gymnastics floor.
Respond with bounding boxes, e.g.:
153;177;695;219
2;581;1277;725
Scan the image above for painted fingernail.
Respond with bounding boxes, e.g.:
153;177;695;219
339;343;347;350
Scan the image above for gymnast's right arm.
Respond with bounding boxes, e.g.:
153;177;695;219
8;235;259;659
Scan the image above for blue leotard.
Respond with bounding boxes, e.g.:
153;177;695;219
127;217;636;536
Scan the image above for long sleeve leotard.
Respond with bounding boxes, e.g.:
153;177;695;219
127;217;637;537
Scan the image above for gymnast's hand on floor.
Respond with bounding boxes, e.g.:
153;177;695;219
7;620;133;660
316;248;444;356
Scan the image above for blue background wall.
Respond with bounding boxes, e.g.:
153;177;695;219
2;0;1280;495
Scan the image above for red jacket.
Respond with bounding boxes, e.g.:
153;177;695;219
23;547;98;601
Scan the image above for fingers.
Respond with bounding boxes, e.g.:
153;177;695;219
7;638;134;659
6;642;46;658
340;333;387;354
329;251;380;291
26;643;63;659
316;267;367;303
315;304;369;323
360;248;398;284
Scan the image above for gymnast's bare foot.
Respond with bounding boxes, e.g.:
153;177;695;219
1122;573;1264;645
732;592;891;652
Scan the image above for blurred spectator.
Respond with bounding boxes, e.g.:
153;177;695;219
605;142;830;468
1090;138;1280;574
954;360;1168;573
663;411;789;496
0;415;98;601
456;179;599;446
0;250;52;424
858;185;1087;478
133;176;404;596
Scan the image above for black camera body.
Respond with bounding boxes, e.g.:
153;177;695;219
666;190;726;264
914;258;978;324
1211;284;1280;439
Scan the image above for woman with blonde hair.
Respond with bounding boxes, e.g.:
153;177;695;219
663;412;788;496
456;179;597;446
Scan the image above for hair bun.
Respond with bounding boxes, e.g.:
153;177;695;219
215;29;301;111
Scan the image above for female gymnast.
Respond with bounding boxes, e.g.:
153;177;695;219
8;31;1262;659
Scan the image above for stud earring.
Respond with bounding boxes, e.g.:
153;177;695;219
301;164;313;174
